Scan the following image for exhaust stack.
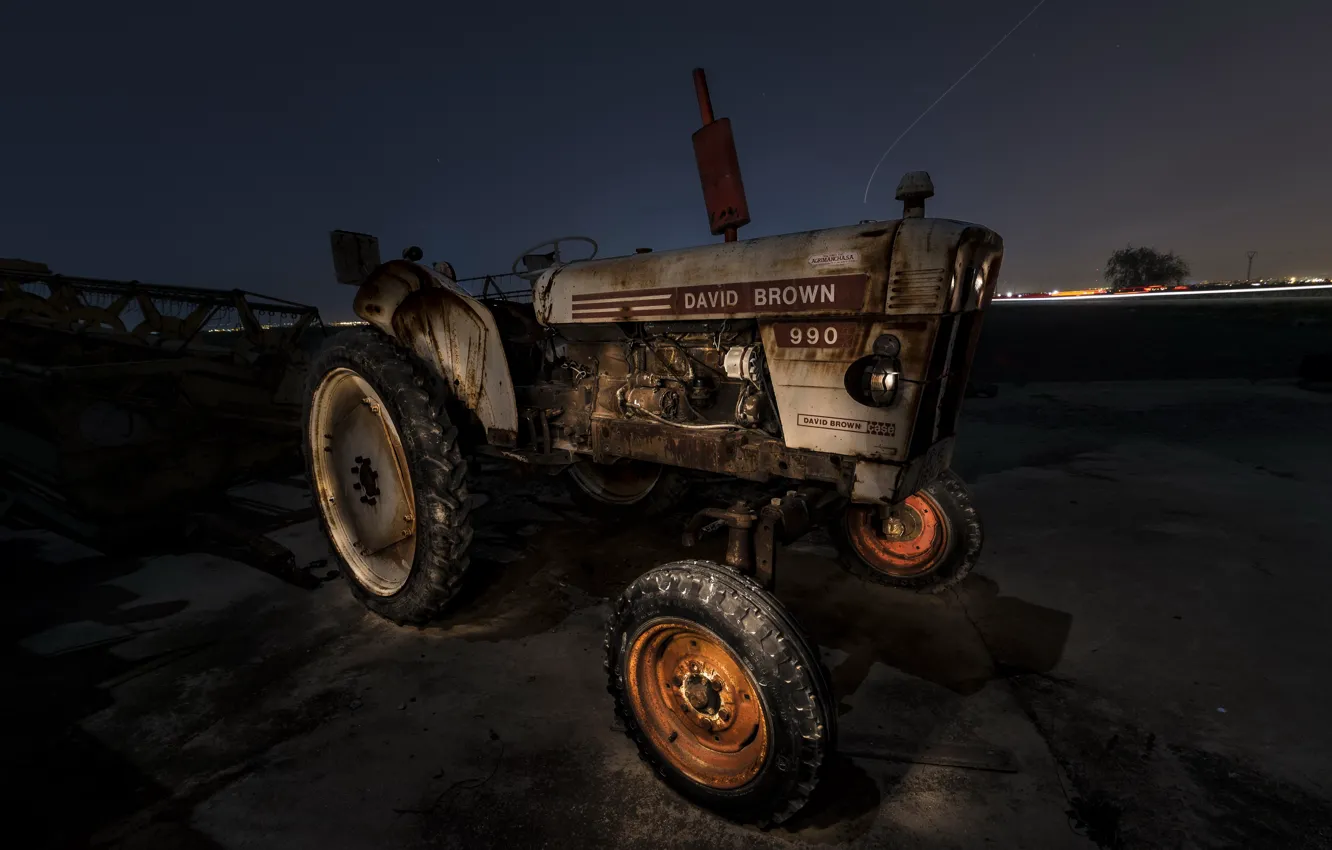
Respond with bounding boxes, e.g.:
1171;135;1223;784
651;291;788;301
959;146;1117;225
691;69;751;243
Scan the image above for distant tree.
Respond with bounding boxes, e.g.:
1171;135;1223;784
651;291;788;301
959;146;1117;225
1104;245;1190;291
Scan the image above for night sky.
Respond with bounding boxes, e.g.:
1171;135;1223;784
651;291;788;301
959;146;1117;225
4;0;1328;318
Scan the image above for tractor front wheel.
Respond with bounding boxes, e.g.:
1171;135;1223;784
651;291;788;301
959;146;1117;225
833;468;982;593
606;560;834;825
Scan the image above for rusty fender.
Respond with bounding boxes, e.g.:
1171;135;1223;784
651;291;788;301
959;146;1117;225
353;260;520;445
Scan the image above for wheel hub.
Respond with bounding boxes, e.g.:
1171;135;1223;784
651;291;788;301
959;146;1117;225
845;492;947;577
682;678;713;712
673;659;736;733
352;454;382;505
626;621;769;789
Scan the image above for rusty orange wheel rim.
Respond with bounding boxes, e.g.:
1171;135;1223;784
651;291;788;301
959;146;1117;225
626;620;770;790
845;493;948;578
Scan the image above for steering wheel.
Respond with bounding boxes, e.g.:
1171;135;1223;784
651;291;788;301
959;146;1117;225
510;236;598;280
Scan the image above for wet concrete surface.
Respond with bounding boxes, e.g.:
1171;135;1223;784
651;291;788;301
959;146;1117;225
6;379;1332;849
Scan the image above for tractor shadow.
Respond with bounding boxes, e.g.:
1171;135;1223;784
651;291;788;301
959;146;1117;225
771;541;1073;840
444;468;1072;697
779;546;1073;698
429;471;1071;839
426;464;703;639
434;470;784;637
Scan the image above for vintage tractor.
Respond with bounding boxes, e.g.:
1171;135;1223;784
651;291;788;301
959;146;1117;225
304;70;1002;824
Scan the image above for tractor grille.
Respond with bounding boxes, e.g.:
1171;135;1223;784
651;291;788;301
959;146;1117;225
908;309;986;458
887;267;949;311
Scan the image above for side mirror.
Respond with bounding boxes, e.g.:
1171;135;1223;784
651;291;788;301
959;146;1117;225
330;230;381;286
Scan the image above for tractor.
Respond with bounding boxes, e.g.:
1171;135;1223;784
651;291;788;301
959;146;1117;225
304;69;1002;824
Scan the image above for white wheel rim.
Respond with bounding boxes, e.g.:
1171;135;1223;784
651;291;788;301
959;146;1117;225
309;368;417;595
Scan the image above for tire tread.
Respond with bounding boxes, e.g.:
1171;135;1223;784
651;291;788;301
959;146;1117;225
604;559;834;825
301;327;473;625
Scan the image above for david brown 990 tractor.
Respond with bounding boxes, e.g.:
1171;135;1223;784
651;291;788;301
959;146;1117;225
304;70;1002;824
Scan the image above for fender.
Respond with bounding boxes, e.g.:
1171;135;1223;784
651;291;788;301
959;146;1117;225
353;260;520;446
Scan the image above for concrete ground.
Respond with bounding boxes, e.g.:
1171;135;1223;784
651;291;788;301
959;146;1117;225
8;378;1332;850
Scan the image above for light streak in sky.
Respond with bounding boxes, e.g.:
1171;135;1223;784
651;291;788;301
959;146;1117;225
863;0;1050;204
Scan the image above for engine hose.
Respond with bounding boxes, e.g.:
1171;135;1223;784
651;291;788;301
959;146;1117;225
629;406;770;439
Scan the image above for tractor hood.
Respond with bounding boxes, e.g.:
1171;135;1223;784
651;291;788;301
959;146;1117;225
532;218;1003;325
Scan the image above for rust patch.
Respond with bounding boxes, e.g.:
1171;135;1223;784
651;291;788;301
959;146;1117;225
391;288;486;408
486;427;518;447
844;492;947;577
591;419;847;486
626;620;769;788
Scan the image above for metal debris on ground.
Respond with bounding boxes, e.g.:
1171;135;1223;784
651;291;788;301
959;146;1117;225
0;260;324;552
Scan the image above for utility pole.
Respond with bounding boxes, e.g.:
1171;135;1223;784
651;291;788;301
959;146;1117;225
1246;251;1257;282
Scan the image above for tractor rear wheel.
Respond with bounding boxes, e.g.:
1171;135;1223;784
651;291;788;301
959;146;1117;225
565;458;689;517
833;468;982;593
303;328;474;625
606;560;834;825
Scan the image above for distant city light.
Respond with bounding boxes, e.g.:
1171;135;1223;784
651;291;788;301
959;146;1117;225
995;282;1332;303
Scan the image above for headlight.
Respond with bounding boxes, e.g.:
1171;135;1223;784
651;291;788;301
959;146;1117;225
865;360;899;405
845;354;900;407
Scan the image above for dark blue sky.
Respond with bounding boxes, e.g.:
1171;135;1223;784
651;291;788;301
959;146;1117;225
4;0;1328;318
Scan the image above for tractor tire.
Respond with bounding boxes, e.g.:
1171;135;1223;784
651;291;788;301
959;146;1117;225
303;327;474;625
564;459;690;518
606;560;835;826
833;468;982;593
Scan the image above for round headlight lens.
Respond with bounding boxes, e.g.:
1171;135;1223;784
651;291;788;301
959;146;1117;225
865;359;899;406
845;355;901;407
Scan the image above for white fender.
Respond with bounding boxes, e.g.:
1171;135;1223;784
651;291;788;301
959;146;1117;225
353;260;520;445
